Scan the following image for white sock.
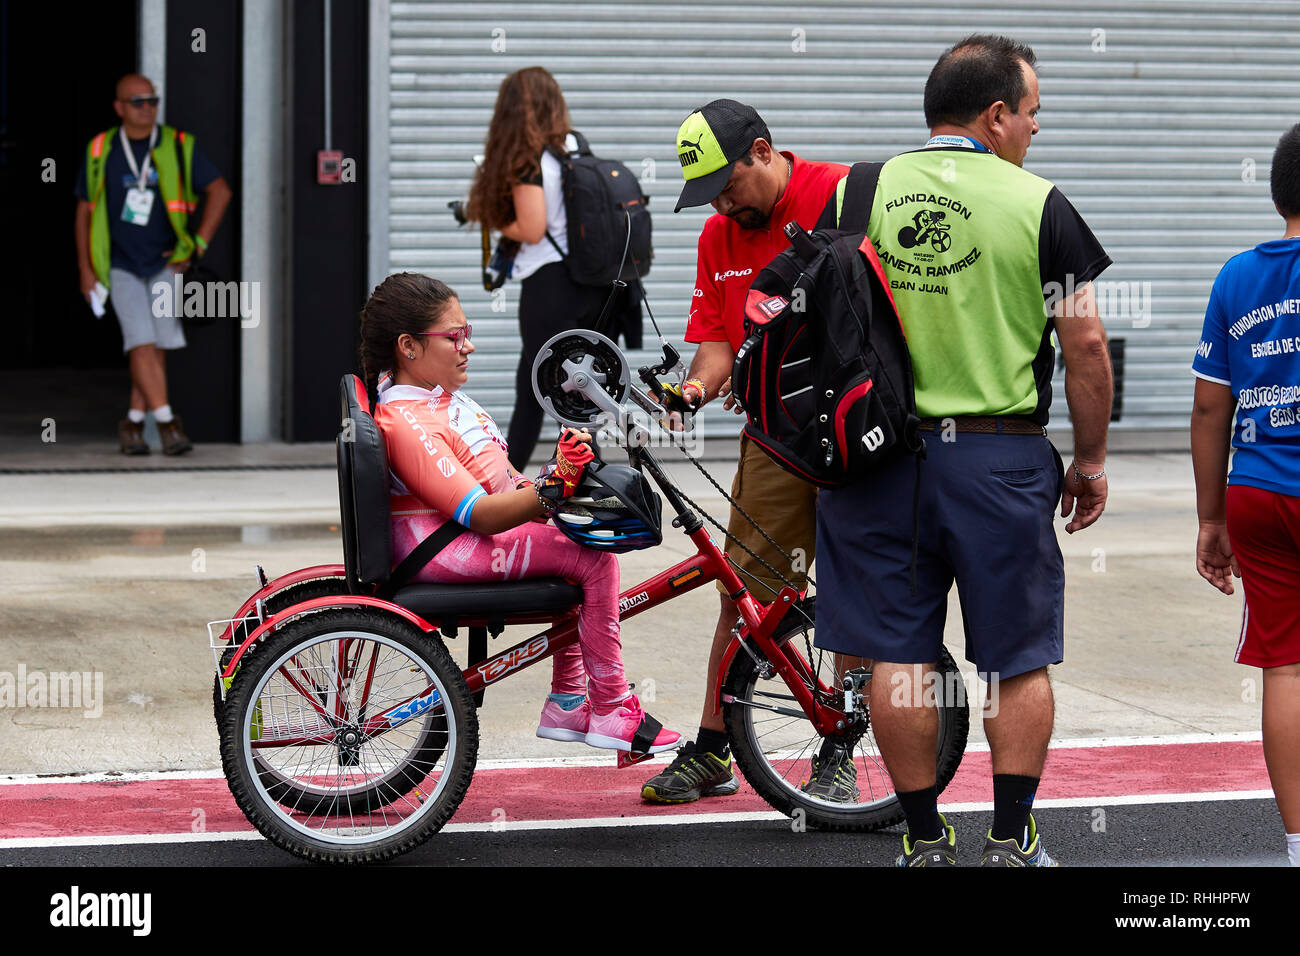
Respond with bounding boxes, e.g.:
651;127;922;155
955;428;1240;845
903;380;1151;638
151;404;174;423
1288;832;1300;867
127;408;146;424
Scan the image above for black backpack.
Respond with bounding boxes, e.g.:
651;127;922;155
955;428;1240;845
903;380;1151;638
546;131;652;287
731;162;924;488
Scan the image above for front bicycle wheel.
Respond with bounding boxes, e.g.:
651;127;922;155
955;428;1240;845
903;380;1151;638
219;607;477;863
724;597;969;831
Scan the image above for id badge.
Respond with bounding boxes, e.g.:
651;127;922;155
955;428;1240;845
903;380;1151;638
122;187;155;226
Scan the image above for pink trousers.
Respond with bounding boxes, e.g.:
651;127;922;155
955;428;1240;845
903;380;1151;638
392;515;628;706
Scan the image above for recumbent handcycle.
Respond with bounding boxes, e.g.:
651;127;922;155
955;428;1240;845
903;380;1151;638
209;330;968;863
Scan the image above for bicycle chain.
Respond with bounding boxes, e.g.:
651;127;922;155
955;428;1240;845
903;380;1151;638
645;432;816;630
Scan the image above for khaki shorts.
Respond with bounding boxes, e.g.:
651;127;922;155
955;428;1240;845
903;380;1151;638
716;432;818;601
109;266;187;354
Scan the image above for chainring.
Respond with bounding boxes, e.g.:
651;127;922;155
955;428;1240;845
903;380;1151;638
531;330;631;429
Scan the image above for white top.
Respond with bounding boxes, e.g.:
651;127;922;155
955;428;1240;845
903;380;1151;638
509;133;576;282
376;377;509;459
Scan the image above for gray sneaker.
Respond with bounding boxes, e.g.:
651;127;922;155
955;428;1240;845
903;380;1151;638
800;743;860;802
979;814;1058;866
641;742;740;804
896;815;957;867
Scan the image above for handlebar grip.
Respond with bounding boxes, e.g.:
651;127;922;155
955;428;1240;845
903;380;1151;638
658;382;698;415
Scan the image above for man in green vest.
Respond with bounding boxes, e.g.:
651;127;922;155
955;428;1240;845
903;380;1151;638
74;73;232;455
817;35;1114;866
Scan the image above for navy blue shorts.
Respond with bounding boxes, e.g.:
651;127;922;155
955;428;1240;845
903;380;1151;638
814;430;1065;679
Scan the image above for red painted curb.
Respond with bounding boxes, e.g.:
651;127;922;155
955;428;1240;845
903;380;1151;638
0;740;1270;840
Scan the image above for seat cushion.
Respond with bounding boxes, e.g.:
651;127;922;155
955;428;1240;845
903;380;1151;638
392;578;584;621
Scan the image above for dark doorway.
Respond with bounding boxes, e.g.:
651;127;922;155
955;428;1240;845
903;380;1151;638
0;1;138;443
0;0;244;449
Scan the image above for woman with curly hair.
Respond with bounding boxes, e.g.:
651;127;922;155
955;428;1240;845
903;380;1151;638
464;67;631;470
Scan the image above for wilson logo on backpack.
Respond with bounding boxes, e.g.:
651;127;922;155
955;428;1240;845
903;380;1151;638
752;294;788;322
730;162;924;488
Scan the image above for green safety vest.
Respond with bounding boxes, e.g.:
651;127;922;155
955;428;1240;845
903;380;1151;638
834;149;1056;419
84;124;198;287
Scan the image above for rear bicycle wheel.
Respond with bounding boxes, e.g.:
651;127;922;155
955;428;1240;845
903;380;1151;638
215;576;437;816
213;575;347;726
219;608;477;863
724;597;969;831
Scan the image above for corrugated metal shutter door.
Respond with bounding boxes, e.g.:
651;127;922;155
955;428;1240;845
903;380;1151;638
381;0;1300;448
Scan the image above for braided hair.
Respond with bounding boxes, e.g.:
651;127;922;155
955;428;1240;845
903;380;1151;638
358;273;459;395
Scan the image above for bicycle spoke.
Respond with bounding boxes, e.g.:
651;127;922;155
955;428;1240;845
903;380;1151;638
728;600;968;832
241;629;456;843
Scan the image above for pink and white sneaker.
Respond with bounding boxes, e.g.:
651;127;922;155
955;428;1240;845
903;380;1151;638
536;698;591;742
585;694;681;754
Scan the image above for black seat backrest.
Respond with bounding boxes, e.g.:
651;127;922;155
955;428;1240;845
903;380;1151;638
337;374;393;593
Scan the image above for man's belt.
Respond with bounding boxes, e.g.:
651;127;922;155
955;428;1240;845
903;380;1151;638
918;416;1046;436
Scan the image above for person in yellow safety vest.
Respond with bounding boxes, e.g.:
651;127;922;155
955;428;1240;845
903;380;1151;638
73;73;233;455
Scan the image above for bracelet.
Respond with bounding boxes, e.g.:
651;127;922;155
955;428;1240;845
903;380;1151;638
194;235;208;254
1073;464;1106;481
535;482;558;516
684;378;706;399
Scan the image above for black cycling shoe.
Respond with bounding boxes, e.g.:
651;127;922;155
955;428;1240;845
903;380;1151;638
800;741;861;803
641;742;740;804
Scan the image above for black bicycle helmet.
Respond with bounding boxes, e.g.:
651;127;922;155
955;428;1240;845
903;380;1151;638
551;461;663;553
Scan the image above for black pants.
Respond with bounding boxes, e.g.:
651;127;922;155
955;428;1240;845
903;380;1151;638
507;261;612;470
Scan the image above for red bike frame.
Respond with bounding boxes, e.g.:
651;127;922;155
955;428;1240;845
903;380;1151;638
223;448;845;749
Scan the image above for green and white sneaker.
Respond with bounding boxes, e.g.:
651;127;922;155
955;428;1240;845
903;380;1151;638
896;814;957;867
641;742;740;804
800;743;860;803
980;814;1058;866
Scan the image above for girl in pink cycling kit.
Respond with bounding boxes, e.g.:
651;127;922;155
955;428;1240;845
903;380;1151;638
359;273;679;754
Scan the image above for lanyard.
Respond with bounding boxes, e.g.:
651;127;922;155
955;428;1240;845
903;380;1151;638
119;125;158;190
923;134;989;152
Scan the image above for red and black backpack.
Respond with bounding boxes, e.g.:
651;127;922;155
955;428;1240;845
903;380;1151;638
731;162;924;488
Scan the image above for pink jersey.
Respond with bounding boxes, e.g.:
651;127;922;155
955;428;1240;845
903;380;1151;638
373;375;629;706
374;378;513;528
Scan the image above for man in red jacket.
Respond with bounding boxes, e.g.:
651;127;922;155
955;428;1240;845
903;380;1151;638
641;100;852;804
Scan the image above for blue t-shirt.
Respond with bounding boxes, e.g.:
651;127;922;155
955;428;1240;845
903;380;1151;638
75;128;220;278
1192;237;1300;497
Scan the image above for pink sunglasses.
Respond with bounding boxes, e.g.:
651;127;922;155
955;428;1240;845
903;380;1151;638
414;324;472;351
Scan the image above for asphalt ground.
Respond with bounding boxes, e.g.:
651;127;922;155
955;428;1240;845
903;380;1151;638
0;801;1288;941
0;799;1281;867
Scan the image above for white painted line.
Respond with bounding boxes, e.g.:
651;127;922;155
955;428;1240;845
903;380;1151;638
939;789;1277;814
0;830;265;849
0;811;791;848
442;810;789;833
0;732;1264;787
1041;731;1262;750
0;790;1277;849
0;754;679;786
477;754;680;771
0;769;229;787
